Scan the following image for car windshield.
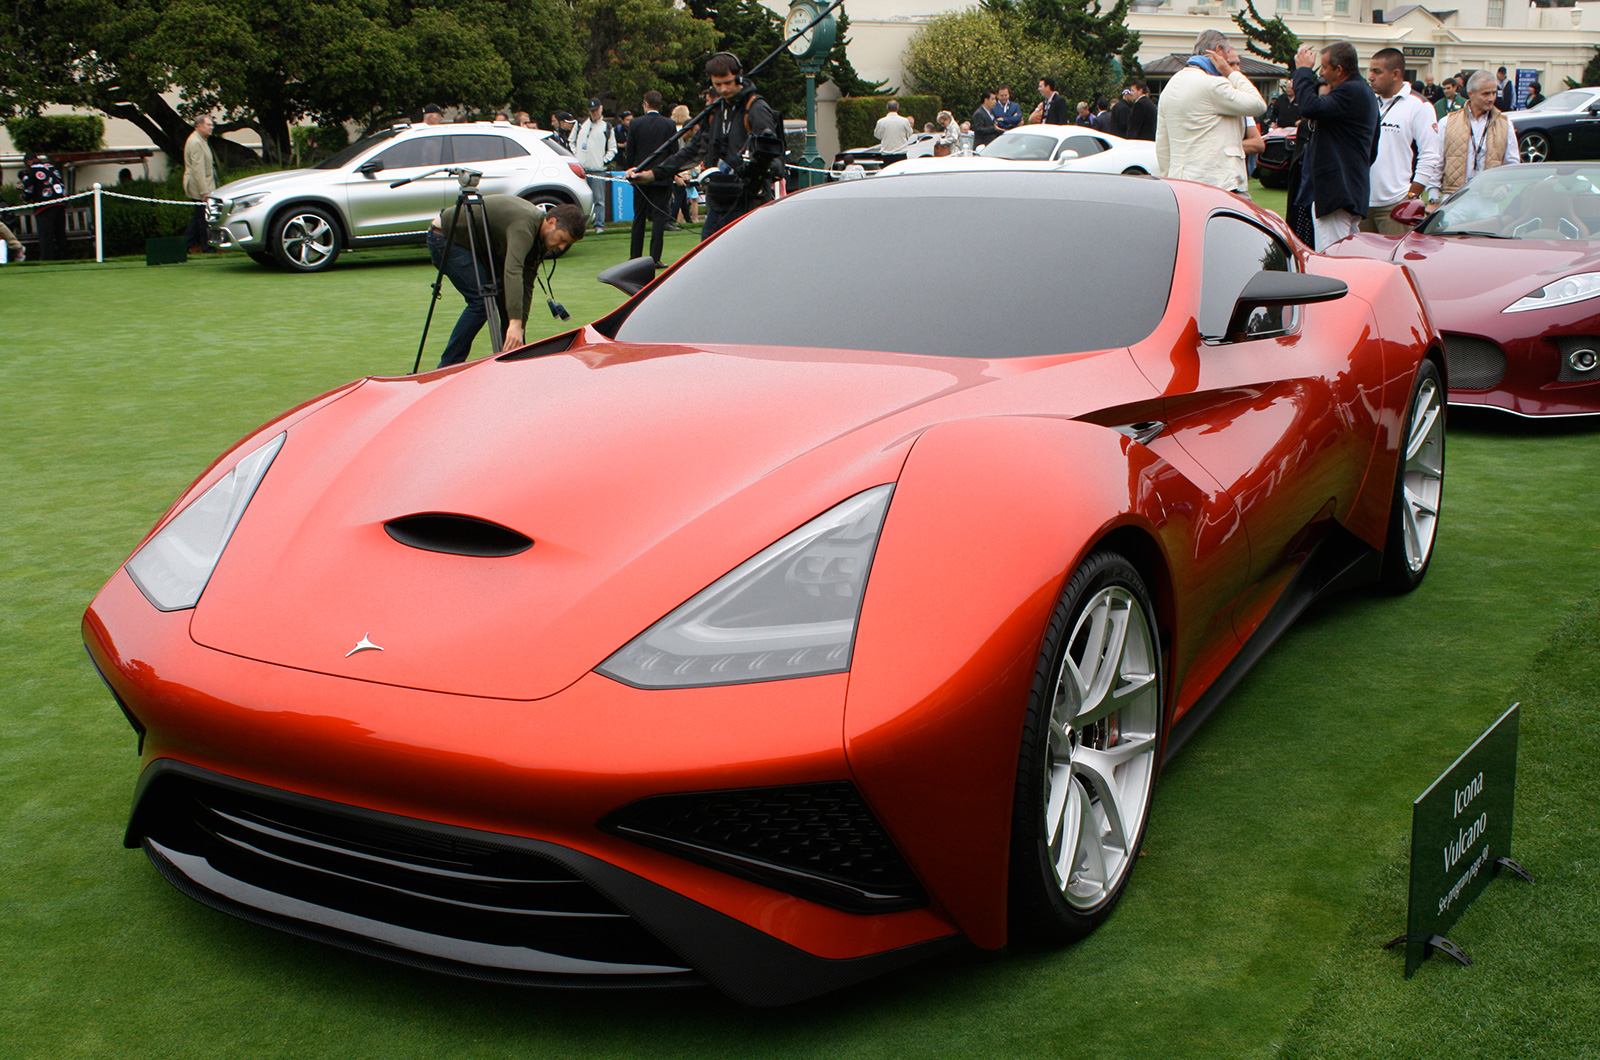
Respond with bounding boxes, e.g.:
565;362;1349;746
979;133;1060;161
611;174;1178;358
314;129;401;170
1527;90;1595;113
1419;164;1600;240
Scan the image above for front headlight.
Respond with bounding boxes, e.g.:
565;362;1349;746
1504;272;1600;313
597;484;894;689
229;193;269;211
125;433;285;611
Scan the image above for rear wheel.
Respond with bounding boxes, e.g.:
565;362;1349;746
1520;131;1550;163
1008;550;1162;943
1380;359;1445;591
270;206;341;272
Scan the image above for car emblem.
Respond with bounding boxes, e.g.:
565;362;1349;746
345;634;384;658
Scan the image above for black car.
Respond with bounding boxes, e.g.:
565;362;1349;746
1508;87;1600;163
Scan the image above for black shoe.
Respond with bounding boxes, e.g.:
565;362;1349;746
665;223;682;232
653;259;667;269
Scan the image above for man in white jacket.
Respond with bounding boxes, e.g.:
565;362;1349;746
1363;47;1442;234
1156;30;1266;194
574;99;618;233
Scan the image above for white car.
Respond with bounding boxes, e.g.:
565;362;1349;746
876;125;1158;178
206;122;595;272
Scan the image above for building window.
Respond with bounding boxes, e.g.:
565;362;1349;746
1277;0;1291;9
1334;0;1348;12
1298;0;1313;12
1488;0;1504;26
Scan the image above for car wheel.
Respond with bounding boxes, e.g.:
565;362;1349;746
270;207;341;272
1008;549;1162;943
1380;359;1445;592
247;250;277;267
1121;166;1148;175
1519;131;1550;164
524;193;571;209
1257;169;1285;190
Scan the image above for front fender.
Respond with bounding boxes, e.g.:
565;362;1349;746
843;416;1174;950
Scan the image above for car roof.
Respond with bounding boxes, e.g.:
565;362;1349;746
796;168;1177;210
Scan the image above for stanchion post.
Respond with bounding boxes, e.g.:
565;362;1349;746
93;184;103;263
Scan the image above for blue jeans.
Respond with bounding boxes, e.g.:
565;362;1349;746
427;229;495;368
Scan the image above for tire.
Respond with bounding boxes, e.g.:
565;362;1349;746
1121;167;1148;176
270;206;341;272
523;192;571;209
1380;359;1445;592
1008;549;1163;944
1257;168;1286;190
247;250;277;267
1519;131;1550;164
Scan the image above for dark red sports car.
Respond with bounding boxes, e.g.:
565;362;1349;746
1327;162;1600;417
84;172;1444;1005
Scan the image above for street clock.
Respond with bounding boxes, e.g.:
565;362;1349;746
784;0;837;65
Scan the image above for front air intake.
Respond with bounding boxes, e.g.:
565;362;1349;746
602;782;927;914
384;513;532;557
1442;334;1507;390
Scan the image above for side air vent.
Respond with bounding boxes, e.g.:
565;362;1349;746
1441;334;1507;390
496;329;578;362
384;513;532;557
601;782;928;914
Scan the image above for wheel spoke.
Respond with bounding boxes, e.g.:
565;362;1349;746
1044;761;1071;847
1051;777;1084;884
1072;747;1131;854
1068;781;1109;900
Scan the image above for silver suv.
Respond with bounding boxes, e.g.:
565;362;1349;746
207;122;595;272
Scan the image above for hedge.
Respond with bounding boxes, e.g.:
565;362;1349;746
835;95;943;152
100;176;196;257
6;115;106;154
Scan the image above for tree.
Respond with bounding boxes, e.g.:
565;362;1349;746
575;0;719;114
679;0;887;112
904;7;1106;117
1232;0;1299;70
984;0;1141;80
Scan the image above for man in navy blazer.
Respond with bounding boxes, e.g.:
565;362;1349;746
1292;40;1380;250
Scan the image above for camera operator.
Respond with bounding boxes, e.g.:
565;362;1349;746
425;195;586;368
626;52;783;238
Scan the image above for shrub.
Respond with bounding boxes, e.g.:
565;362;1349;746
903;8;1110;121
835;94;943;151
99;175;195;257
5;115;106;154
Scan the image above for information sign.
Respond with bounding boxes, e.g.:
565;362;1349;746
1398;703;1526;977
1515;69;1538;111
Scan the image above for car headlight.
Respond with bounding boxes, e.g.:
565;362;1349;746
229;194;268;211
125;433;285;611
1504;272;1600;313
597;484;894;689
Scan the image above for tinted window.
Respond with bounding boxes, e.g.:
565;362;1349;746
373;136;443;170
982;133;1059;161
449;134;515;163
1199;215;1296;340
1058;136;1105;158
613;176;1178;358
316;129;399;170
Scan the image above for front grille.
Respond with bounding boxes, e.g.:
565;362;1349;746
1259;141;1290;167
602;782;926;914
136;774;695;983
1442;333;1508;390
204;198;222;224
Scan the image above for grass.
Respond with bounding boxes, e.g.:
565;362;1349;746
2;213;1598;1059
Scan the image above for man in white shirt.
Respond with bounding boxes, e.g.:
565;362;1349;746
574;98;618;233
1414;70;1519;201
874;100;913;155
1363;48;1442;234
1155;30;1266;194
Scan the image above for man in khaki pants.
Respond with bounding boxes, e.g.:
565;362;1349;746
184;115;217;253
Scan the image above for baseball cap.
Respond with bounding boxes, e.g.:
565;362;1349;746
554;111;575;123
422;103;442;114
588;98;602;110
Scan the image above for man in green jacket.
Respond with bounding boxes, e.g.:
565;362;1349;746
426;195;586;367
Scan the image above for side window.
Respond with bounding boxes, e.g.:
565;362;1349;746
372;136;443;170
1058;135;1106;158
1198;215;1297;340
448;135;511;164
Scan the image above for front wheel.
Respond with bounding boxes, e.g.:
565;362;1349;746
1008;550;1162;943
1380;359;1445;591
270;206;341;272
1121;166;1148;176
1520;131;1550;164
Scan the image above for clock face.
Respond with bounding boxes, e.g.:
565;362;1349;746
785;7;815;57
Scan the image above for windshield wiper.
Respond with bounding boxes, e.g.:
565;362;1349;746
1437;229;1515;239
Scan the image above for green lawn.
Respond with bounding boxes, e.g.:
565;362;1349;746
2;220;1597;1059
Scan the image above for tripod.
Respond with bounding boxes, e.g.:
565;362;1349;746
399;167;504;374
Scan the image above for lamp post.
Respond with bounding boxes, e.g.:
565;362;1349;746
784;0;837;189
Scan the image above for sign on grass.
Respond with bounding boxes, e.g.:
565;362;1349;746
1399;703;1525;977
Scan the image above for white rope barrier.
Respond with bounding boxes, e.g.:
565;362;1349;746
1;186;203;263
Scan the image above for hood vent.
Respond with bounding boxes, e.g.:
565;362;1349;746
384;513;533;557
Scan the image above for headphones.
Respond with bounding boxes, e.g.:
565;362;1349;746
708;51;744;86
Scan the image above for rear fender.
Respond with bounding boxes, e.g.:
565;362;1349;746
843;416;1181;949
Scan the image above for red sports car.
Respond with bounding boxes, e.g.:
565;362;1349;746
84;172;1444;1006
1327;162;1600;417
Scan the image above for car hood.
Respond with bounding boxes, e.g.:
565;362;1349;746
212;168;328;199
1336;231;1600;319
190;337;1151;699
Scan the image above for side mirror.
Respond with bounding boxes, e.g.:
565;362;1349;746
1053;150;1081;165
598;255;659;296
357;158;384;176
1225;270;1348;339
1391;199;1428;227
